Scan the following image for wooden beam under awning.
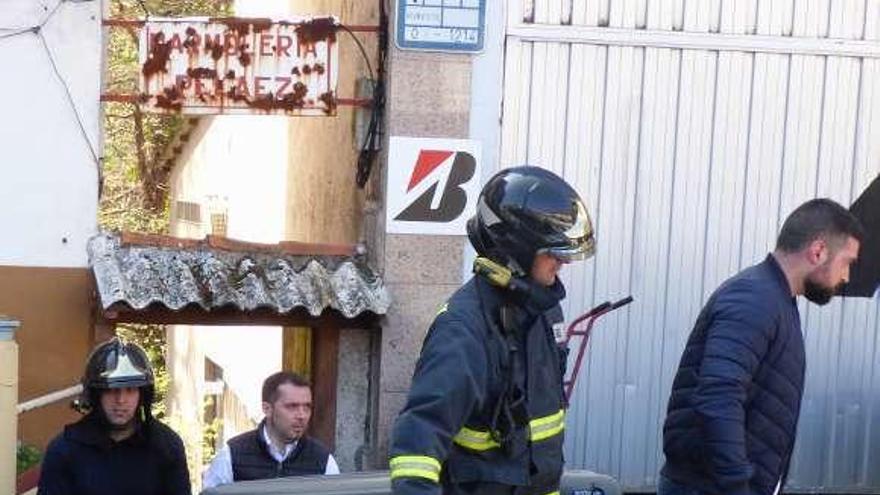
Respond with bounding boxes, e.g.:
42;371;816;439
310;324;340;450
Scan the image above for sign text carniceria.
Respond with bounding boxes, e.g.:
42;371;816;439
139;17;339;115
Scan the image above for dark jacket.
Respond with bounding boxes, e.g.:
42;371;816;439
662;255;806;495
228;422;330;481
37;413;191;495
390;276;568;495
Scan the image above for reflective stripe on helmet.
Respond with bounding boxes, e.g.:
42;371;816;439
85;338;154;390
100;351;149;383
389;455;442;483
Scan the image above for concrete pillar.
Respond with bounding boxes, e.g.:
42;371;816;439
0;317;20;495
370;18;474;465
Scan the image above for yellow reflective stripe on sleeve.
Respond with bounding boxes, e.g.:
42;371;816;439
436;303;448;316
389;455;442;483
543;491;560;495
529;409;565;442
452;409;564;451
452;426;501;451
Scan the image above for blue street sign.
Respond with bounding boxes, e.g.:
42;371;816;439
396;0;486;53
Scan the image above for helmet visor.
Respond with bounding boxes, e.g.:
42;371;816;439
538;236;595;262
539;200;595;262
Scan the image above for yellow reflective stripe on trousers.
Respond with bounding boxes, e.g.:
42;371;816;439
529;409;565;442
452;426;501;451
389;455;442;483
543;491;560;495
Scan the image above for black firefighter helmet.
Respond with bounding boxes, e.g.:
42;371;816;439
79;337;155;421
467;166;596;275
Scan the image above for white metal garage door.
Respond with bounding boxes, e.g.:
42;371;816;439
499;1;880;491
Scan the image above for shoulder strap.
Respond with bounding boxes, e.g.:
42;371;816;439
474;276;528;453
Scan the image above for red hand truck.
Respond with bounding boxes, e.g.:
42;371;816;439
562;296;634;402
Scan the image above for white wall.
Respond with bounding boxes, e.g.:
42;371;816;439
199;325;283;424
234;0;292;17
169;116;289;244
0;0;101;268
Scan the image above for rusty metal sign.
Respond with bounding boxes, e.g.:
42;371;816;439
138;16;339;115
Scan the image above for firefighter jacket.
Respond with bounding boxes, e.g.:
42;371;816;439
38;413;190;495
390;275;568;495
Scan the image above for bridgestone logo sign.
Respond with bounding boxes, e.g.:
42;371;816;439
139;17;339;115
386;137;482;235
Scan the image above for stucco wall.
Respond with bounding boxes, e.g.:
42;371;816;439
283;1;376;245
334;327;372;471
0;0;100;268
0;267;94;450
0;0;102;455
370;11;475;465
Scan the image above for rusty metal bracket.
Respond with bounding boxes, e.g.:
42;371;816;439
101;93;373;107
102;18;381;32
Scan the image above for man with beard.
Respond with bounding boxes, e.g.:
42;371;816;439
38;338;191;495
202;371;339;489
659;198;863;495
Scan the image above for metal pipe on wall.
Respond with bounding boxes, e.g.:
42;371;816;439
16;384;83;415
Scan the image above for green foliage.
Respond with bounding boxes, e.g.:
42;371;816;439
16;443;41;475
202;397;222;461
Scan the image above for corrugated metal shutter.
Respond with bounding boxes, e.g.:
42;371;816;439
500;1;880;491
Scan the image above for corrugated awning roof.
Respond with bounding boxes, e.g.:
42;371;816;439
88;232;390;320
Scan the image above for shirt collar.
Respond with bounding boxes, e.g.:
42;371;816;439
261;423;297;462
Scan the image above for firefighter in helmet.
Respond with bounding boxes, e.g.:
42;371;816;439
38;338;191;495
389;166;596;495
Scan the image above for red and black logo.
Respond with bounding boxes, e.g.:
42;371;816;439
394;149;476;222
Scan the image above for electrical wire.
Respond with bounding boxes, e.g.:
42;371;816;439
39;32;103;192
0;0;64;42
339;1;388;188
338;24;376;84
0;0;104;197
40;0;66;28
0;27;34;41
4;0;386;192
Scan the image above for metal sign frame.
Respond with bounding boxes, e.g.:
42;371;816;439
137;16;340;115
395;0;486;53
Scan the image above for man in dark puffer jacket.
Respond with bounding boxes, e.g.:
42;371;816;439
660;198;863;495
202;371;339;489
